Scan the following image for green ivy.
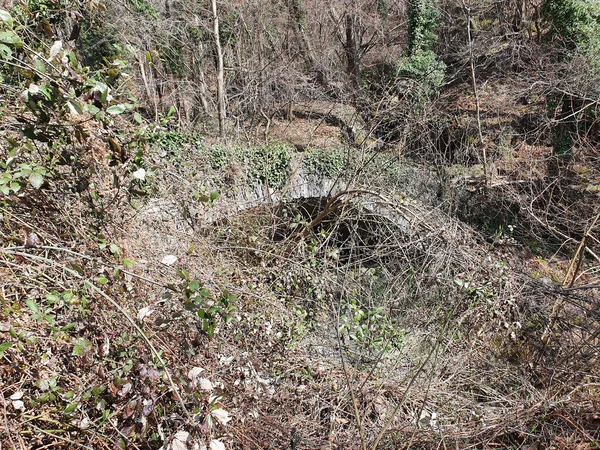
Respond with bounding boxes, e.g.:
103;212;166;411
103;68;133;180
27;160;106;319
543;0;600;70
407;0;441;54
395;49;446;105
395;0;445;106
303;147;344;178
244;143;292;188
149;129;203;155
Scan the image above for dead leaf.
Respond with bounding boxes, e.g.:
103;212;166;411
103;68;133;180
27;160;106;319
172;430;191;450
123;399;137;419
188;367;204;381
171;439;187;450
161;255;178;265
197;378;213;391
12;400;24;410
133;168;146;180
109;381;119;396
142;398;153;416
137;306;155;322
118;383;132;397
209;440;225;450
49;40;62;59
211;408;231;426
25;232;42;248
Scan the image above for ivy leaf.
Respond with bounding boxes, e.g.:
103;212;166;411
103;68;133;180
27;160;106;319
106;104;126;115
133;112;143;124
64;402;78;414
0;43;11;60
73;338;92;356
29;172;44;189
122;258;135;268
0;31;22;46
86;104;100;115
109;243;121;256
67;100;84;116
0;9;14;27
0;342;13;357
26;299;40;313
33;58;46;73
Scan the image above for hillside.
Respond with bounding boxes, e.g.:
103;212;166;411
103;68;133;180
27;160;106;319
1;0;600;449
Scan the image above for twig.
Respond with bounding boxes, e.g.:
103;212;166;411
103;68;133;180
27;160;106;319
336;326;367;450
1;392;20;450
462;0;488;185
0;250;190;420
543;211;600;344
27;423;93;449
1;245;174;291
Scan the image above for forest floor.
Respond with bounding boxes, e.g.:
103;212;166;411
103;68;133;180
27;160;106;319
1;100;600;450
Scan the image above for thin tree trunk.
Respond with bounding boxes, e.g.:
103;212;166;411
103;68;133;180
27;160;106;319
212;0;226;138
288;0;316;70
345;14;361;90
138;56;158;123
463;2;487;184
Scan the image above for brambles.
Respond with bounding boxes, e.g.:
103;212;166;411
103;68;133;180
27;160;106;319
177;268;237;339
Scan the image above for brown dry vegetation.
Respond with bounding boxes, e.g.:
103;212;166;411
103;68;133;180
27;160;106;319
2;0;600;448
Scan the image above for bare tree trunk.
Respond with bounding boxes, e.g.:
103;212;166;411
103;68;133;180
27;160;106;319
288;0;316;70
463;2;488;184
212;0;226;138
344;14;361;90
194;41;210;116
138;56;159;123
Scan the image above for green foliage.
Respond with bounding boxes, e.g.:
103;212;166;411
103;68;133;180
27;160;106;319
128;0;159;18
377;0;389;18
244;143;292;188
395;0;445;105
149;128;204;156
303;147;344;178
0;4;138;197
339;296;406;353
0;158;50;194
407;0;441;54
79;15;120;70
207;145;233;170
160;40;185;77
551;124;573;159
395;49;446;105
72;337;92;356
177;269;237;339
543;0;600;67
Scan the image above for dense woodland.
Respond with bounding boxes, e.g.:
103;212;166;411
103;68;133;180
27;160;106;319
1;0;600;448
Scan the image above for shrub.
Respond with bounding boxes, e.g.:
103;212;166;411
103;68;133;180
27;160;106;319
543;0;600;70
395;0;445;106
